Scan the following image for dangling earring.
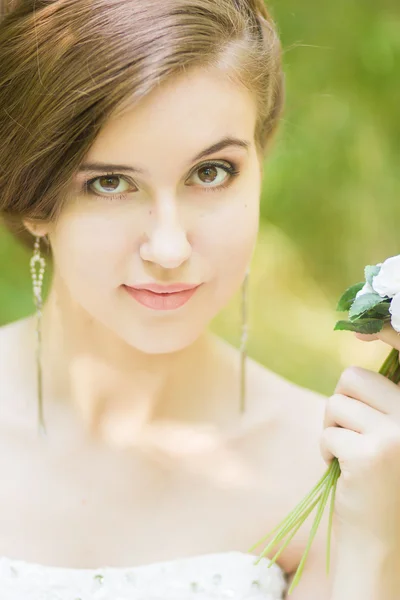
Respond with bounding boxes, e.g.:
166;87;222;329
30;235;47;436
240;266;250;413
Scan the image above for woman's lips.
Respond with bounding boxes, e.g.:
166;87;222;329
123;284;201;310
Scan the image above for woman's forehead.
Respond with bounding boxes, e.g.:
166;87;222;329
85;69;257;167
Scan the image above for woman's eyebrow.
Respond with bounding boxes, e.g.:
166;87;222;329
77;136;250;174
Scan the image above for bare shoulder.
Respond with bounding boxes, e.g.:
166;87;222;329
0;316;36;424
216;337;327;452
235;356;331;573
250;357;329;505
241;353;327;440
0;315;34;374
0;315;33;344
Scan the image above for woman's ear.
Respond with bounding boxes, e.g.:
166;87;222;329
22;220;50;238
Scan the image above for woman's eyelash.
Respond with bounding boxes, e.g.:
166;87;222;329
82;160;241;200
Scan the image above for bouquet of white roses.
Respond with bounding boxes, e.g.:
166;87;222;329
250;255;400;595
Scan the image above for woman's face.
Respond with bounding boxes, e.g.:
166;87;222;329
35;67;262;353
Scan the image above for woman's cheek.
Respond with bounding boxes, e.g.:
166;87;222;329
207;206;258;307
52;213;128;290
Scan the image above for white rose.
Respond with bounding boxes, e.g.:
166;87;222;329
389;293;400;333
372;256;400;298
355;281;375;299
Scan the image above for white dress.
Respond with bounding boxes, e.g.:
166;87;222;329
0;551;288;599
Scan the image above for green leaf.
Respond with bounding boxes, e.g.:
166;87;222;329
334;319;384;334
364;264;381;287
348;292;384;320
364;301;391;319
336;282;365;312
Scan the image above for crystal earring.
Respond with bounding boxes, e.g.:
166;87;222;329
240;267;250;413
30;235;47;436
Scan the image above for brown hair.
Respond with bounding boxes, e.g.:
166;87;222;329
0;0;284;247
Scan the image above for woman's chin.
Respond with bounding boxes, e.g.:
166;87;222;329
115;326;204;355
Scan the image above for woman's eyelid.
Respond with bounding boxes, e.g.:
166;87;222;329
189;156;238;172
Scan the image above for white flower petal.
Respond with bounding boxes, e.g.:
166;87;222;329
372;255;400;298
389;293;400;332
356;282;374;299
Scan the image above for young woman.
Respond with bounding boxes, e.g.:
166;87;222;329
0;0;399;598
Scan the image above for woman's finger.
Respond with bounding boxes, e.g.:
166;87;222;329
323;393;389;435
320;426;363;465
335;366;400;417
375;323;400;352
354;332;379;342
355;323;400;352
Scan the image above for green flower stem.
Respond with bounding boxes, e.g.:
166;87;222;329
257;490;324;564
253;467;335;571
251;347;399;595
393;367;400;384
249;467;330;555
379;347;399;377
326;459;339;574
266;494;322;567
287;458;340;594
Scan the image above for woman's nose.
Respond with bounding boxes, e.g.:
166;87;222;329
139;201;192;269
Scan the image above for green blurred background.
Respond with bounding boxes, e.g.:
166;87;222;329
1;0;399;395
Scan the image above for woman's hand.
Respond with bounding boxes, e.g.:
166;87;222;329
320;323;400;549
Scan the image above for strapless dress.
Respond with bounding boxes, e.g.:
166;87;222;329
0;550;288;599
